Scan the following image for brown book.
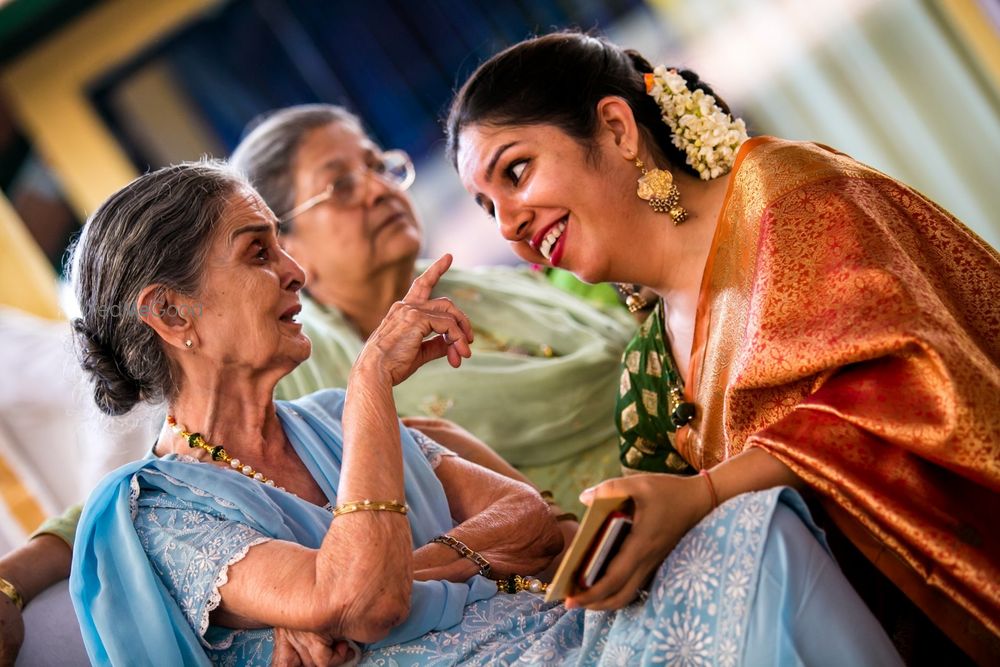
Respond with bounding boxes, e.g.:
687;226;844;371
544;494;632;602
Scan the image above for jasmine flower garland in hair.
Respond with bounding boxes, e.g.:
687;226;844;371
644;66;749;180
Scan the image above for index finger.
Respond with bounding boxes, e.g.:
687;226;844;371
404;254;453;303
578;477;630;507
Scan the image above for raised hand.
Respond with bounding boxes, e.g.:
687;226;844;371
357;254;474;386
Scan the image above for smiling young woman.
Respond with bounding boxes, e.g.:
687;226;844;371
448;30;1000;664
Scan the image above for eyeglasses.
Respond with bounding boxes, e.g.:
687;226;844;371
279;149;415;224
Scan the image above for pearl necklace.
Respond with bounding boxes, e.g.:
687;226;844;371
166;415;286;491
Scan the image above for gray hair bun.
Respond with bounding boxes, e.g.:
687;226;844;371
71;318;143;416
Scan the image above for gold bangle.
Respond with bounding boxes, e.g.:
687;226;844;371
0;576;24;610
430;535;493;579
332;499;408;518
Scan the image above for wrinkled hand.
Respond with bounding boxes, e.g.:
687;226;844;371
0;595;24;667
271;627;357;667
358;254;473;386
565;473;708;611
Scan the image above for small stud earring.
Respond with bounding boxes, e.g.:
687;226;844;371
184;339;193;348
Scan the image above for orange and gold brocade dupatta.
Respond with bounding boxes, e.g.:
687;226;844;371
678;137;1000;659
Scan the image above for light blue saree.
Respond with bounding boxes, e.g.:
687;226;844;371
71;389;900;665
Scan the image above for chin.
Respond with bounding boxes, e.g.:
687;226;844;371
566;262;606;285
284;333;313;364
511;246;538;266
380;236;422;266
565;248;616;285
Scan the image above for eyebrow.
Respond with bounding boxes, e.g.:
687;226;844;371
485;142;518;181
314;146;377;176
316;157;347;174
229;223;275;244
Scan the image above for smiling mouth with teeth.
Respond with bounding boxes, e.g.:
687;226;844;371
539;220;567;261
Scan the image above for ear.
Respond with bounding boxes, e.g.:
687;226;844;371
136;284;200;351
595;96;641;161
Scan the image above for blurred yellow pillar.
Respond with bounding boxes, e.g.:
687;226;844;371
0;190;62;320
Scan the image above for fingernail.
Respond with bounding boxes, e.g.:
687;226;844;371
579;486;596;503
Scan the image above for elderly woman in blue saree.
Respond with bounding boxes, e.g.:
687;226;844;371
68;161;899;666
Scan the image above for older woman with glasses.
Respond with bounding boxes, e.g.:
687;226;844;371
231;105;636;515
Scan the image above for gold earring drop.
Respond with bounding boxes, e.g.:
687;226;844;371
615;283;649;313
635;158;687;224
184;339;193;348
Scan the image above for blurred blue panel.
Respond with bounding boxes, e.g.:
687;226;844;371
89;0;643;168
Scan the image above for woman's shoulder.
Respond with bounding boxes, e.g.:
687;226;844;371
738;136;888;190
723;136;901;237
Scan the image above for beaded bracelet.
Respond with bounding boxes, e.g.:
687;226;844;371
430;536;550;595
430;534;493;579
496;573;548;594
332;499;408;518
0;576;24;610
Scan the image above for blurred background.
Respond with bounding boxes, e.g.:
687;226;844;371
0;0;997;548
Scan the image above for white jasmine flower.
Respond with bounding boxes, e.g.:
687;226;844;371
645;68;749;179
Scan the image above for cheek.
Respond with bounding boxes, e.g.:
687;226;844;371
300;216;370;265
221;305;282;362
202;276;278;332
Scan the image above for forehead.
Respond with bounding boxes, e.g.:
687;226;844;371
294;121;376;175
214;186;277;240
456;123;512;189
456;123;569;189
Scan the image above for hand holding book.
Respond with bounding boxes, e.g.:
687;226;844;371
544;495;634;602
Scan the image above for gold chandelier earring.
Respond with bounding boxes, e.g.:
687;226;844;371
615;283;649;314
635;158;687;224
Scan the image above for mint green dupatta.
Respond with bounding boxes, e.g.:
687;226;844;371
276;265;633;508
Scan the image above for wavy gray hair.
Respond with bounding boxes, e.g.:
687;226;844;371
67;160;245;415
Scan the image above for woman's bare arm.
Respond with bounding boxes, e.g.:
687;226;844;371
212;366;413;644
0;534;73;665
412;456;563;582
214;256;473;643
400;416;533;486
